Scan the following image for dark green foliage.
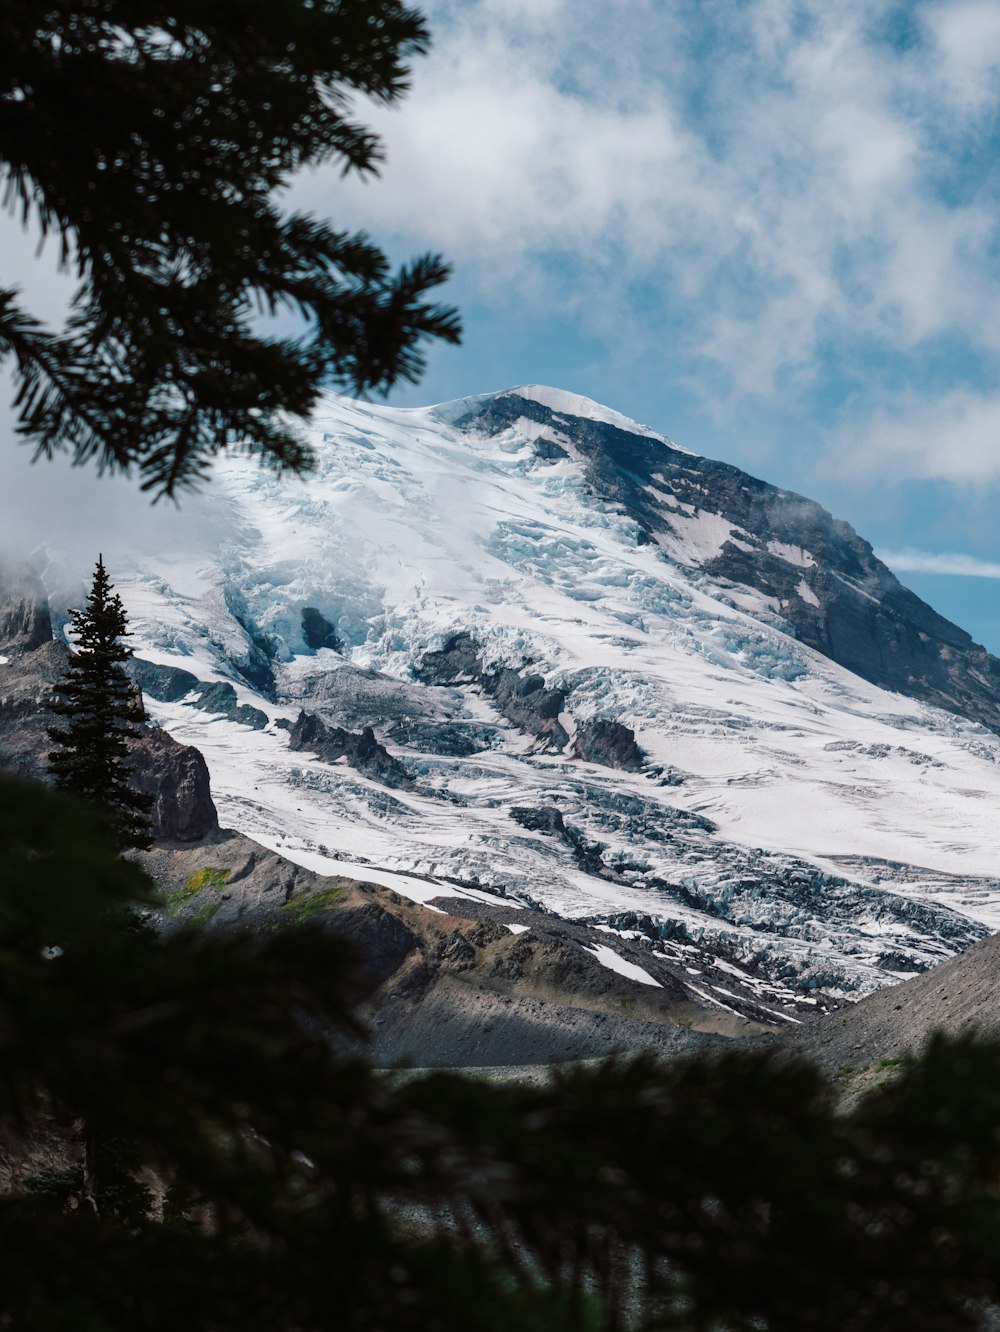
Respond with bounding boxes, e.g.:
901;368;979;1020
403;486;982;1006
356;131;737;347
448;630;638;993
47;555;153;852
26;1139;154;1226
0;0;461;496
6;774;1000;1328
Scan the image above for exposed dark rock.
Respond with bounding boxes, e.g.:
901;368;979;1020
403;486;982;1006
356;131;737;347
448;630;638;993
301;606;343;653
491;666;567;745
192;681;269;730
418;631;481;684
287;709;413;787
409;720;493;756
417;632;568;748
571;718;645;771
386;718;498;757
418;637;648;768
130;659;268;730
534;436;569;462
128;728;219;843
331;898;422;997
510;805;569;838
129;659;200;702
509;805;606;876
0;638;67;777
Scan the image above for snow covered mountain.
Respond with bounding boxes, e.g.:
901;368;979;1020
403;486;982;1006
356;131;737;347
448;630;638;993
50;386;1000;1007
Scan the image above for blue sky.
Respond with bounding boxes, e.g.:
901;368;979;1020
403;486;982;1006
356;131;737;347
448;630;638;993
3;0;1000;651
310;0;1000;651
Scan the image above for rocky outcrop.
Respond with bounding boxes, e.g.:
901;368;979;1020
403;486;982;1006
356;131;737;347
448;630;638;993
417;636;650;771
0;579;52;652
571;718;645;771
129;659;269;730
510;804;606;875
128;727;219;843
287;710;413;788
386;718;498;757
418;631;568;748
301;606;343;653
510;805;571;839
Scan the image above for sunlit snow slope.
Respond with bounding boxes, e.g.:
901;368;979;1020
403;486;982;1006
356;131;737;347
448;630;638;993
92;387;1000;997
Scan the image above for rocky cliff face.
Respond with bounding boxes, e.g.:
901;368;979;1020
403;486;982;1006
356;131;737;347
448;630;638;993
0;572;52;652
0;563;218;843
128;727;219;843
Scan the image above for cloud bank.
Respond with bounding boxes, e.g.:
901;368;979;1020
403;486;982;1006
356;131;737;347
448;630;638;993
878;548;1000;579
306;0;1000;479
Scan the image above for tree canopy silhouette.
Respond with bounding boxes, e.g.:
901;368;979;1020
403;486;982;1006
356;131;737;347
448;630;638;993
47;555;152;852
0;0;460;496
4;776;1000;1332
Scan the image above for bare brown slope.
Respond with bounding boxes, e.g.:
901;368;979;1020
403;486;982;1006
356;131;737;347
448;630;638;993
790;929;1000;1073
139;831;768;1067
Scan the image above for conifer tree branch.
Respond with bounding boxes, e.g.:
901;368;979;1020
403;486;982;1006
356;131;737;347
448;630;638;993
0;0;460;496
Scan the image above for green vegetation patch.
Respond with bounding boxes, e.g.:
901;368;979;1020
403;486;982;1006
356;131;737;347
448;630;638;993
284;885;346;921
188;899;223;928
165;866;231;918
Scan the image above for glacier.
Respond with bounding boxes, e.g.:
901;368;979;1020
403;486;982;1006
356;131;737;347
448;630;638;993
36;385;1000;1005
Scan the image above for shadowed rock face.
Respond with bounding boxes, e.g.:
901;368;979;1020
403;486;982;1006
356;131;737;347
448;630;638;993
128;728;218;843
463;394;1000;737
287;709;413;788
571;718;645;772
301;606;343;653
129;659;269;730
417;631;569;749
0;579;52;652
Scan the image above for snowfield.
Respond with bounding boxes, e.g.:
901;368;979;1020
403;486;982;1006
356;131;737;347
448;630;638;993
58;386;1000;999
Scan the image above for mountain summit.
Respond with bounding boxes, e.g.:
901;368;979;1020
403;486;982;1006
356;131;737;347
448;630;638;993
50;386;1000;1005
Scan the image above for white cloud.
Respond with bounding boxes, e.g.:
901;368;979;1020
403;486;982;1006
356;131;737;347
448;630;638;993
922;0;1000;114
302;0;1000;408
835;387;1000;484
4;0;1000;513
878;548;1000;579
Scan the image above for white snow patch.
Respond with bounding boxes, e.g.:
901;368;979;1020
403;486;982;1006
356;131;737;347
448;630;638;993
0;654;8;666
684;982;744;1017
660;511;740;565
584;943;662;987
506;922;532;935
796;579;820;608
767;540;816;568
508;385;687;447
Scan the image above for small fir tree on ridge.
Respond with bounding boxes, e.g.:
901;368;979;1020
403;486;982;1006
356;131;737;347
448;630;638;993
47;556;152;852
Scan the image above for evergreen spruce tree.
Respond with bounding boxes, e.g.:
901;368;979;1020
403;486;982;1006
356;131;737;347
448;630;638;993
0;0;460;497
47;556;152;852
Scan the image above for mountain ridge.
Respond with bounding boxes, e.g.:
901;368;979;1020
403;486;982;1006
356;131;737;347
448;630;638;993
18;385;1000;1005
468;390;1000;731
